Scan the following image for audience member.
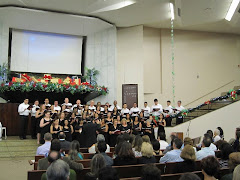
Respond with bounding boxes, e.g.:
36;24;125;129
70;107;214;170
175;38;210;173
36;133;52;155
201;156;219;180
163;134;177;154
98;166;119;180
97;141;113;166
132;135;143;157
215;140;227;151
158;132;168;150
217;127;224;139
196;138;215;160
142;135;151;143
214;129;221;143
114;141;138;166
173;145;196;173
160;138;183;163
68;140;83;161
85;154;106;180
88;134;110;153
233;129;240;152
141;164;161;180
233;164;240;180
179;173;201;180
59;132;71;150
114;135;124;155
129;134;135;145
219;143;234;168
38;150;61;170
138;142;156;164
151;139;162;155
204;133;217;151
183;137;197;152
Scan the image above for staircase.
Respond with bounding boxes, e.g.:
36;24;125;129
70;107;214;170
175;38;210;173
171;85;240;126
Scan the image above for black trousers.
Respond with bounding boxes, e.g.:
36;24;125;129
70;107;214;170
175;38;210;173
31;116;37;138
165;117;172;127
20;115;28;138
176;116;183;125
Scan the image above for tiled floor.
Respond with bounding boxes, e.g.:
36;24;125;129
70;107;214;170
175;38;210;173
0;136;39;180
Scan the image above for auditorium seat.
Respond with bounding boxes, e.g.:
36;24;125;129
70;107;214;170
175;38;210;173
165;160;202;174
76;159;91;168
79;148;89;153
161;171;203;180
28;170;46;180
35;155;45;162
82;152;113;159
154;154;164;162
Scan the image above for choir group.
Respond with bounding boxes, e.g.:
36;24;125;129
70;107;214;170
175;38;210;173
18;98;185;147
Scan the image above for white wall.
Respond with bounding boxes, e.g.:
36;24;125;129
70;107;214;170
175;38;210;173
85;26;117;104
164;100;240;143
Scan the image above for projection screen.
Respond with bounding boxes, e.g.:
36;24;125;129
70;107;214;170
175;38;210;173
10;29;83;75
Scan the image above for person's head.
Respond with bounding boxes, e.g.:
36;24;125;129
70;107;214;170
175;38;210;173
215;140;227;150
236;130;240;140
23;98;29;104
142;135;151;143
177;100;181;107
146;119;151;126
134;116;139;122
204;133;213;143
117;141;134;158
52;119;59;126
48;151;61;164
173;138;183;150
122;133;130;142
113;119;118;126
159;113;164;119
116;134;124;145
116;115;121;121
201;156;220;177
144;102;148;107
58;132;66;140
159;132;166;141
44;133;52;142
34;100;39;106
167;100;171;106
90;100;94;106
179;173;201;180
217;127;224;137
84;104;89;111
59;112;65;119
180;145;196;161
202;138;212;148
214;129;220;137
105;102;109;107
69;140;80;160
113;100;117;106
121;118;127;125
45;98;49;104
154;99;158;105
219;143;234;160
64;98;69;104
50;139;61;152
133;135;143;151
141;164;161;180
44;111;51;118
97;102;101;107
76;99;81;105
123;103;127;109
107;112;112;118
113;106;118;112
229;152;240;170
97;134;105;142
133;102;137;108
98;166;119;180
141;142;154;158
64;120;69;126
184;137;193;146
54;101;58;106
206;130;213;138
40;104;46;111
97;141;107;153
233;164;240;180
104;105;108;111
46;159;70;180
151;139;160;152
91;154;106;176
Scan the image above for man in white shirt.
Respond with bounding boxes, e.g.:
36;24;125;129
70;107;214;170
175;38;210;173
175;100;185;125
164;100;173;127
18;98;30;140
62;98;72;110
31;100;39;139
89;100;96;111
44;98;51;110
109;100;121;112
151;99;163;117
213;129;221;143
121;103;129;117
196;138;215;160
52;101;61;112
72;99;83;114
142;102;150;118
130;102;140;118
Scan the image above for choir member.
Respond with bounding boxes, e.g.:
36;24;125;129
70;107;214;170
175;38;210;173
50;119;62;139
116;115;122;127
99;119;109;144
109;119;121;147
89;100;96;111
143;119;154;141
109;100;121;111
72;99;83;113
129;102;140;119
62;98;72;110
164;100;173;126
175;100;185;125
58;112;65;127
142;102;150;119
30;100;40;139
151;99;163;117
112;106;119;119
73;119;83;144
95;106;102;116
83;104;90;115
120;119;131;134
44;98;51;110
69;113;76;125
126;113;133;128
62;120;73;142
105;112;113;126
39;111;52;144
157;113;166;138
96;102;104;111
18;98;31;140
132;116;142;135
121;103;129;118
36;104;46;144
102;105;109;118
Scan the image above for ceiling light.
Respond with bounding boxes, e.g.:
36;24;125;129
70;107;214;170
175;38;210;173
170;3;175;20
225;0;240;21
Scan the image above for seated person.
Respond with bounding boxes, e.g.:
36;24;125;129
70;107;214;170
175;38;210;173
36;133;52;156
59;132;71;151
160;138;183;163
213;129;221;143
68;140;84;161
196;138;215;160
141;164;161;180
179;173;201;180
132;135;143;157
97;141;113;166
151;139;162;155
138;142;156;164
173;145;196;173
114;141;138;166
88;134;110;153
201;156;219;180
98;166;119;180
218;143;234;168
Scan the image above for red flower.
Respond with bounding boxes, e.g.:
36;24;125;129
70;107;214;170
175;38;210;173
75;85;78;89
1;83;4;87
43;85;47;88
20;82;24;85
8;82;13;86
33;83;36;87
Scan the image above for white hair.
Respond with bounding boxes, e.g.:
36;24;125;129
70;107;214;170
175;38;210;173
46;159;70;180
214;129;220;135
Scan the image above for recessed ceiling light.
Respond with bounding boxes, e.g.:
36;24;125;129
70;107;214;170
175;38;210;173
225;0;240;21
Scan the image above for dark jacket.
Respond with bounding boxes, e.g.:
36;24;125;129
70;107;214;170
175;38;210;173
82;122;99;147
113;156;138;166
138;156;156;164
60;139;71;150
173;160;196;173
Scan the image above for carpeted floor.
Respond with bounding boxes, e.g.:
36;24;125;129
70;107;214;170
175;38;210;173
0;136;39;180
